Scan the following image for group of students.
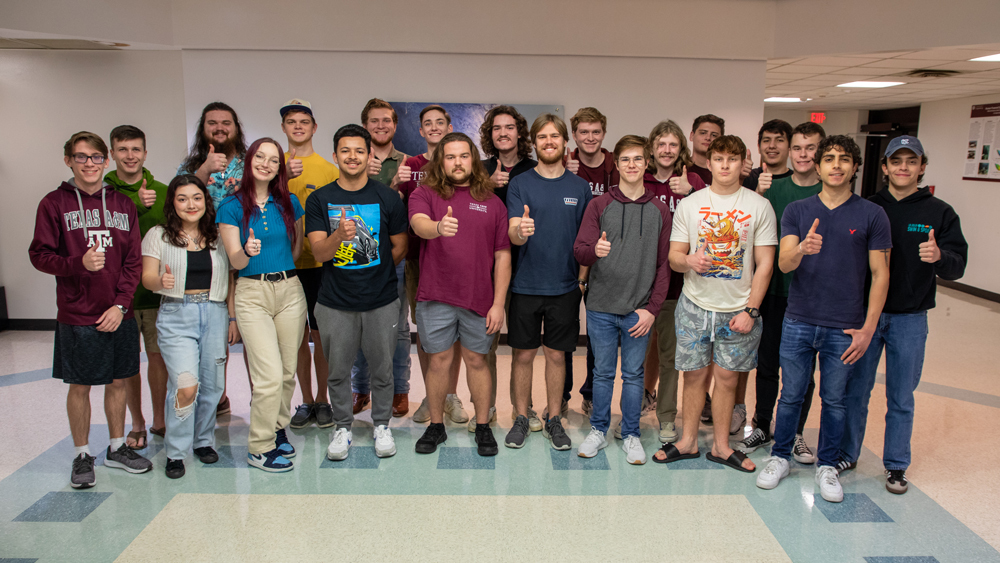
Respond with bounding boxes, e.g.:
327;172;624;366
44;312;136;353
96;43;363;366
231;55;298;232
29;98;967;505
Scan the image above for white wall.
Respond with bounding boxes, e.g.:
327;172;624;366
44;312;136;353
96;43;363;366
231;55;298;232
0;50;188;320
918;94;998;293
761;108;866;138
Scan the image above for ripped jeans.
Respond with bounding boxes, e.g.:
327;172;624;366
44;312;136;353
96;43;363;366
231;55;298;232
156;295;228;461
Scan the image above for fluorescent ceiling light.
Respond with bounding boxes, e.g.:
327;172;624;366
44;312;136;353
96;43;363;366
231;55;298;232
764;97;802;103
970;53;1000;62
837;81;904;88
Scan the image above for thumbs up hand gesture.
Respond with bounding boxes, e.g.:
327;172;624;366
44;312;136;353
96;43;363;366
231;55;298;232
669;165;693;196
686;241;712;274
491;163;509;187
919;228;940;263
287;149;303;179
595;231;611;258
367;154;382;177
335;209;357;242
437;206;458;237
137;179;157;208
799;218;822;255
83;243;106;272
757;161;773;195
203;143;227;175
396;164;412;186
161;264;175;290
518;205;534;239
244;228;261;257
565;147;580;174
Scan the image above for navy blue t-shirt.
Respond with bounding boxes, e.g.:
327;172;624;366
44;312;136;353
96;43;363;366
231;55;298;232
506;169;592;295
304;179;407;312
782;193;891;329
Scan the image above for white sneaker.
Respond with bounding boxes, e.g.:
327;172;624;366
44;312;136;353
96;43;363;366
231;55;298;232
467;406;497;432
526;408;543;432
622;435;646;465
730;404;747;436
373;425;396;458
326;428;352;461
756;456;790;490
444;394;469;423
412;398;430;423
793;434;816;464
816;465;844;502
577;428;608;458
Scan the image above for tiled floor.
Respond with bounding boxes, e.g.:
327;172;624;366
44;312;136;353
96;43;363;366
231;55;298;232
0;287;997;562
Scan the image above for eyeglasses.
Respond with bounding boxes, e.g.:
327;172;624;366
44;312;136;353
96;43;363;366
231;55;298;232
252;153;281;168
618;156;646;165
72;153;106;164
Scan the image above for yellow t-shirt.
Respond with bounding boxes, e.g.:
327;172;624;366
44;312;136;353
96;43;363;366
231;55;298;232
286;151;340;268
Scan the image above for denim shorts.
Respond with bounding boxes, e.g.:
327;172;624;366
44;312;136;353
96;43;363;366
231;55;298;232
674;294;762;372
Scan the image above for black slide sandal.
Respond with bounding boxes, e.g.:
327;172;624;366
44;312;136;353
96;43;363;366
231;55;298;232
653;443;700;464
706;450;755;473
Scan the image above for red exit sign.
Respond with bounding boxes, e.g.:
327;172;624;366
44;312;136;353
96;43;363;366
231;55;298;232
811;112;827;124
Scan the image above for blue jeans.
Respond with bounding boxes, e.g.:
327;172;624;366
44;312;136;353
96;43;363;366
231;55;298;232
773;318;856;467
352;260;411;394
587;310;649;437
840;311;927;471
156;297;228;461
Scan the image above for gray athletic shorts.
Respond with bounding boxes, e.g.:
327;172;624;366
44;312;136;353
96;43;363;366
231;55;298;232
674;294;762;372
415;301;493;355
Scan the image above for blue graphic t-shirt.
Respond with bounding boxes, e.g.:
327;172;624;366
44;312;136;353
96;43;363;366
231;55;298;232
782;193;892;329
304;179;407;312
506;169;592;295
177;156;245;206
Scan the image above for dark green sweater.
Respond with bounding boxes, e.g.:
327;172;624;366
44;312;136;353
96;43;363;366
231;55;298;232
105;168;168;310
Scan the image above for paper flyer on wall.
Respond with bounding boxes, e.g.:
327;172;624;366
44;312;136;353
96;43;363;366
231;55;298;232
964;102;1000;182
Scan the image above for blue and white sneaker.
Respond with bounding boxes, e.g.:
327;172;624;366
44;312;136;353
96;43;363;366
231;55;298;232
274;428;296;459
247;449;293;472
327;428;352;461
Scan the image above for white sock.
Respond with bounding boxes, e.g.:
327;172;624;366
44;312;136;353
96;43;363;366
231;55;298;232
109;437;125;451
74;445;91;457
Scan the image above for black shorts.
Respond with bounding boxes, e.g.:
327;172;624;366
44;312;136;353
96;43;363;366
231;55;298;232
52;318;140;386
507;288;582;352
297;267;323;330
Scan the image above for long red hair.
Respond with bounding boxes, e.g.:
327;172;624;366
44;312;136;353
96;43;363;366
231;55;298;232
236;138;297;244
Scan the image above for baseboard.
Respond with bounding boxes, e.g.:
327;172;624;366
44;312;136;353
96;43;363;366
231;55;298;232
938;279;1000;304
6;319;57;331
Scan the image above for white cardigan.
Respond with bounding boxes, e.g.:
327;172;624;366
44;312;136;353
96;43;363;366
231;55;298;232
141;225;230;302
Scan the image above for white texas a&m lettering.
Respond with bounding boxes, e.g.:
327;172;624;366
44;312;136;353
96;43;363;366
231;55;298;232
88;230;114;251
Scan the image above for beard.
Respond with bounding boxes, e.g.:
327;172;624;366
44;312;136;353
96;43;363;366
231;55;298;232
446;167;470;185
538;148;563;165
371;133;394;148
207;135;238;157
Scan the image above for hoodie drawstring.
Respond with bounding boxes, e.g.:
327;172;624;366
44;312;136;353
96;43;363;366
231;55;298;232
73;184;110;247
701;309;717;342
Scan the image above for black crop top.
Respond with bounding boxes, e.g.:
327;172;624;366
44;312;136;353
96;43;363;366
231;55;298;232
185;248;212;290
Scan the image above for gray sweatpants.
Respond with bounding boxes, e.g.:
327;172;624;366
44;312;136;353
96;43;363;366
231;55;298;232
316;300;399;428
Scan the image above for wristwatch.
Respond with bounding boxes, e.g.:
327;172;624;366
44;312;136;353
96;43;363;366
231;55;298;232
578;279;588;289
744;306;760;318
116;304;128;315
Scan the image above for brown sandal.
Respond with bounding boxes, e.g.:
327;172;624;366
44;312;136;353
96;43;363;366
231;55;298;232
148;427;165;438
126;429;148;450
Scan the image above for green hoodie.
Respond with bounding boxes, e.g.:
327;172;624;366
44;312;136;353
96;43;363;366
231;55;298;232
105;168;168;310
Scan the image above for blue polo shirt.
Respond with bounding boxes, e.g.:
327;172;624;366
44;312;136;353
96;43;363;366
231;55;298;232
216;193;304;277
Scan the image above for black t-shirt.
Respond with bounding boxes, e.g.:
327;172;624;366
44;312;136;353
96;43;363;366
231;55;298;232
304;179;407;312
742;166;793;191
483;156;538;205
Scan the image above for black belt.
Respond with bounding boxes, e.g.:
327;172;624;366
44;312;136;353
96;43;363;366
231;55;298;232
243;270;297;282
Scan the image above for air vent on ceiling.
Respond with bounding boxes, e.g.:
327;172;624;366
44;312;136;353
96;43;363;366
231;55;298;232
903;69;962;78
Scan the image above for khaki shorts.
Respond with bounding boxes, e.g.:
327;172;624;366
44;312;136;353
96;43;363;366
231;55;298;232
135;308;160;355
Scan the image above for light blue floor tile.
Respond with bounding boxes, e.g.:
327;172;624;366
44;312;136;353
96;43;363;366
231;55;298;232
319;447;381;469
662;453;724;470
13;492;112;522
437;447;495;470
202;446;249;468
0;558;40;563
550;449;610;470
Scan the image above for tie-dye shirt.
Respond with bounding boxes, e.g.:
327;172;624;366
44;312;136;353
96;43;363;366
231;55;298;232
176;156;244;206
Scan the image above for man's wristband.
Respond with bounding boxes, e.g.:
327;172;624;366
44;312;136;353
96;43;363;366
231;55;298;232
436;221;442;236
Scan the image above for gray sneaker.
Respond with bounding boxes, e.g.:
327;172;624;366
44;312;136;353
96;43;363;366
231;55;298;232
505;415;531;448
543;416;572;451
314;403;335;428
71;453;96;489
105;444;153;474
290;403;315;428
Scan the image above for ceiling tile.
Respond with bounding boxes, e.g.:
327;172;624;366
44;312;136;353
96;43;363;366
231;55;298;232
859;59;946;69
929;61;1000;72
767;72;821;80
797;56;882;66
779;64;852;73
769;58;803;65
893;48;1000;60
827;68;886;76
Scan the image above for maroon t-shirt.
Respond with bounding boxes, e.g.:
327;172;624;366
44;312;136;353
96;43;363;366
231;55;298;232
643;171;706;301
688;163;713;186
408;185;510;317
571;148;620;198
399;154;430;260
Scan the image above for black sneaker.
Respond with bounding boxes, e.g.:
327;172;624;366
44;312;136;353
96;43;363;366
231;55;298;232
543;416;572;451
835;459;857;475
886;469;908;494
735;427;771;454
314;402;335;428
415;423;447;454
505;415;530;448
194;447;219;464
289;403;315;429
701;393;713;424
105;444;153;474
475;424;499;456
275;428;296;458
71;453;96;489
165;458;185;479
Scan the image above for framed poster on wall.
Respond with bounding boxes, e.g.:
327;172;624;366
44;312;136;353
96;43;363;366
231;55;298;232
963;102;1000;182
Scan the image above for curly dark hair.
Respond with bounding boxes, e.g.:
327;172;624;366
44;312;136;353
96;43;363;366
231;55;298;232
162;174;219;250
479;105;532;161
180;102;247;174
424;132;495;202
815;135;863;183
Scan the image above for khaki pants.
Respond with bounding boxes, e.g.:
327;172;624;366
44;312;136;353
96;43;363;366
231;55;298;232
653;299;680;425
235;276;306;455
